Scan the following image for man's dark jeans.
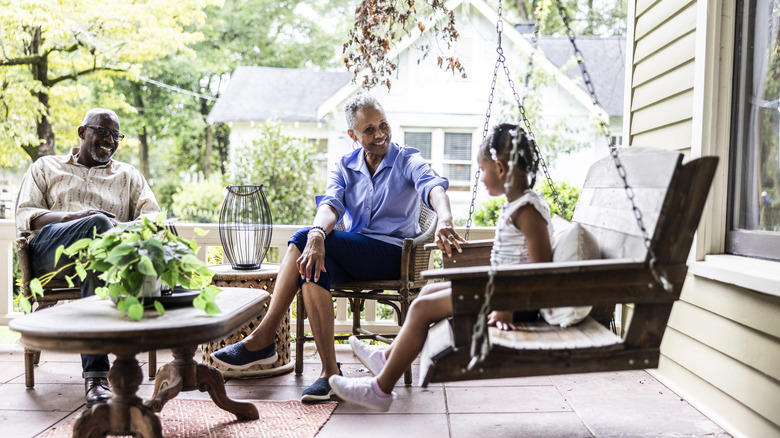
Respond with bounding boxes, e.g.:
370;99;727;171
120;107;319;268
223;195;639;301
29;214;114;378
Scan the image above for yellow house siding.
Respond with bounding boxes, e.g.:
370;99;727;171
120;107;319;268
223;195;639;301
630;91;694;135
628;0;780;436
668;295;780;381
633;35;696;86
630;120;692;148
632;61;695;110
634;3;697;61
660;327;780;428
655;356;780;438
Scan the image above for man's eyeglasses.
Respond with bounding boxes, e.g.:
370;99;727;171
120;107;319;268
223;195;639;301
84;125;125;142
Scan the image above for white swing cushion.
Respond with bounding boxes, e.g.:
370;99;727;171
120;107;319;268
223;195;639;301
541;215;600;327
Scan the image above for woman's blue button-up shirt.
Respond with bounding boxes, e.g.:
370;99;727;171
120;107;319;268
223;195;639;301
318;142;449;247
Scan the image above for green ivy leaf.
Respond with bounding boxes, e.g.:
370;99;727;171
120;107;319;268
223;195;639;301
19;296;32;314
193;227;209;236
30;278;43;296
128;303;144;321
153;301;165;315
75;263;87;281
137;256;157;276
180;254;204;271
95;287;108;299
54;245;65;266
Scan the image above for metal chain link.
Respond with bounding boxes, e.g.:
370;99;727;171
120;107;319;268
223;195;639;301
554;1;670;291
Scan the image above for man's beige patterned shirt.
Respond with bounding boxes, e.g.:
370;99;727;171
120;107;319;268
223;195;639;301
16;148;160;237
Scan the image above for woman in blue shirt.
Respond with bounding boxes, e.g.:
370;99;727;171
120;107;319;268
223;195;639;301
211;94;465;402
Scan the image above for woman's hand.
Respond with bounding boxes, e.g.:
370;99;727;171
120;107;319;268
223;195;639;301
434;218;466;257
487;310;515;331
297;233;327;282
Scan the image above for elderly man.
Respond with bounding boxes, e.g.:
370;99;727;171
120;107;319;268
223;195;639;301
15;108;160;408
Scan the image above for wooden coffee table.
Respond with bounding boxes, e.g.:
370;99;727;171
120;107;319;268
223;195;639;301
10;287;269;438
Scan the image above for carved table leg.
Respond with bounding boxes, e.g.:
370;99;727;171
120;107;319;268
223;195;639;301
197;363;259;420
145;344;258;420
74;353;162;438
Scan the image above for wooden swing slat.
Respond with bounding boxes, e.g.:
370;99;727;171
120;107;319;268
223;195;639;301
418;147;718;386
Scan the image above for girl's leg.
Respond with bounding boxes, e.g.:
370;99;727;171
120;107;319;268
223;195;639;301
382;281;451;360
375;288;453;393
242;243;303;350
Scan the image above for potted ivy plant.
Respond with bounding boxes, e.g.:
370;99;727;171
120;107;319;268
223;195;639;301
21;212;221;321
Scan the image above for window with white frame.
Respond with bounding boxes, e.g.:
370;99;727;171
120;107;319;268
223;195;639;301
729;0;780;261
403;129;474;186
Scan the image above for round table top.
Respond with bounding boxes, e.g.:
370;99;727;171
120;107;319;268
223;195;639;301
208;263;280;280
9;287;270;355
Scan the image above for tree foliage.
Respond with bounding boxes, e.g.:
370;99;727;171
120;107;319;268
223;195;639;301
0;0;219;163
229;120;325;225
472;180;580;226
344;0;465;90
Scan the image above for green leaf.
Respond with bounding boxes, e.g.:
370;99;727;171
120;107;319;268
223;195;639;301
137;256;157;276
153;300;165;315
30;278;43;296
54;245;65;266
95;287;109;299
20;297;32;314
180;254;204;271
128;303;144;321
193;227;209;236
75;263;87;281
64;238;92;255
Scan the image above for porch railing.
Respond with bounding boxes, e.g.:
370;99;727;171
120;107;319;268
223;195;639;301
0;220;495;334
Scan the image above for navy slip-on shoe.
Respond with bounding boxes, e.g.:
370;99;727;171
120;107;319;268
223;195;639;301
210;340;278;370
301;362;342;403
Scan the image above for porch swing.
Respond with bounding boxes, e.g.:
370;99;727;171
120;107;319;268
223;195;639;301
418;0;719;386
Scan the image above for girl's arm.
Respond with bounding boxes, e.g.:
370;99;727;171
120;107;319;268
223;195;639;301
488;204;553;330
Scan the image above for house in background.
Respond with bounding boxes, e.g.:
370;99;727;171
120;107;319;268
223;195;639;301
207;0;625;220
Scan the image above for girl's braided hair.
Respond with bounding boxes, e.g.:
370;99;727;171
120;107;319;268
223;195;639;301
482;123;540;188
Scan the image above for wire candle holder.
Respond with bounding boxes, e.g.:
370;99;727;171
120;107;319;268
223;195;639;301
218;185;273;270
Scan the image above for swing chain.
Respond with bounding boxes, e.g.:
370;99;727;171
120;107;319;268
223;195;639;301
468;267;496;370
554;1;672;292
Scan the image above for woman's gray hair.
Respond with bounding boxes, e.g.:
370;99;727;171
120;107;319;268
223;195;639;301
344;94;384;131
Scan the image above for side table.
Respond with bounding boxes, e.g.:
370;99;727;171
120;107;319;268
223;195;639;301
202;263;294;378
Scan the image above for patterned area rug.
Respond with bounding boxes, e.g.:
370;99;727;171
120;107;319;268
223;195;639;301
39;399;337;438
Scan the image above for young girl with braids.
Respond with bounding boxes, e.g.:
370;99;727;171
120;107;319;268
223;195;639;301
329;123;553;411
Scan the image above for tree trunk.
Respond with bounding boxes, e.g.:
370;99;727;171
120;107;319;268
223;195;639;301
200;94;213;179
133;83;150;179
516;0;530;21
28;26;55;160
204;124;213;179
586;0;595;34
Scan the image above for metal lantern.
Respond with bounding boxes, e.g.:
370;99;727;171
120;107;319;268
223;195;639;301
219;185;273;270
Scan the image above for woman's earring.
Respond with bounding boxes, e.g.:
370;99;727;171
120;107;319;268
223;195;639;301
352;140;359;149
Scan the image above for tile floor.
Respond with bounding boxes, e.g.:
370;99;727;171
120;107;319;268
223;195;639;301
0;342;731;437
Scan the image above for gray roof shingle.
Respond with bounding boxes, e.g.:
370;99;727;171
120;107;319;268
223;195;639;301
206;66;353;124
537;36;626;116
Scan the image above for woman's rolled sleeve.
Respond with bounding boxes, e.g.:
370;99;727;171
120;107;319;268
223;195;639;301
407;153;449;209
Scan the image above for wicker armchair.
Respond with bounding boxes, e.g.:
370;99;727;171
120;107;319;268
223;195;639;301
295;202;437;385
16;237;158;387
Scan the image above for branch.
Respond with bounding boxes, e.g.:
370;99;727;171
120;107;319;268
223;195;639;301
0;54;43;67
50;65;126;85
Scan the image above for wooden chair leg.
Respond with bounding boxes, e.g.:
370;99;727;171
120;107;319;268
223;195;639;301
24;349;36;388
295;291;305;375
148;350;157;379
33;350;41;365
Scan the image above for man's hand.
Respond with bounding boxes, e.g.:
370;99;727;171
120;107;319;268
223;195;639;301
77;210;117;226
31;209;117;230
